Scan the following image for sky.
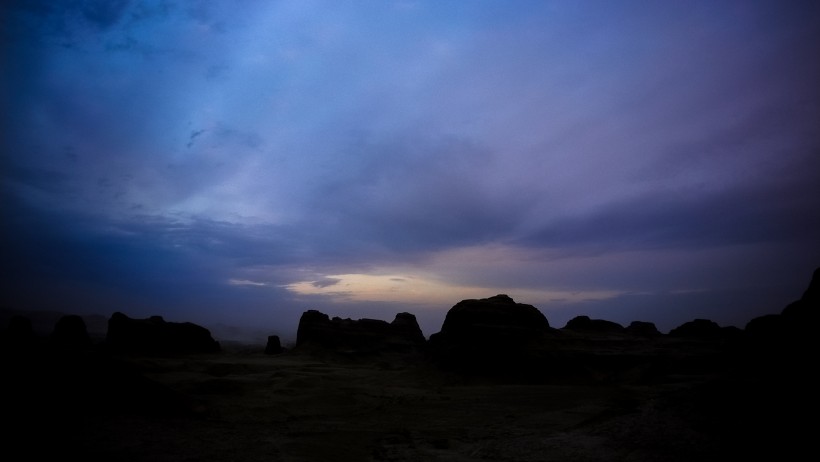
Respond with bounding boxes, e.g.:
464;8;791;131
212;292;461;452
2;0;819;343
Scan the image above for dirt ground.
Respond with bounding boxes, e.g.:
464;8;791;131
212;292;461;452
7;338;773;462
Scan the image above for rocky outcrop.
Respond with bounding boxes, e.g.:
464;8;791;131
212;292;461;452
265;335;283;355
432;294;550;342
563;315;625;334
668;318;724;339
3;315;202;436
746;266;818;345
625;321;661;337
104;312;220;355
49;315;93;352
691;267;818;461
390;312;427;344
427;294;554;378
295;310;425;353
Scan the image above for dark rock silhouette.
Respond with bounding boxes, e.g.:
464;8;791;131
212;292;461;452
690;267;819;460
48;314;93;352
563;315;625;333
427;294;555;378
2;313;206;460
1;267;817;460
104;312;220;355
432;294;550;341
0;308;108;339
668;318;723;339
745;266;819;346
390;312;427;344
265;335;283;355
625;320;661;337
295;310;425;353
1;314;38;355
743;313;782;337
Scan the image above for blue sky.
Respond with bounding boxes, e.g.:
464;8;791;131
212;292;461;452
2;0;819;342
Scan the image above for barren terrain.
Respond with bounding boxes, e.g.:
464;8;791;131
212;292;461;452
6;335;798;462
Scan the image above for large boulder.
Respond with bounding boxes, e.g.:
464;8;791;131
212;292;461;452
625;321;662;337
390;312;427;344
427;295;553;377
49;314;93;352
434;294;550;341
668;318;724;339
104;312;220;355
265;335;283;355
295;310;425;353
563;315;625;334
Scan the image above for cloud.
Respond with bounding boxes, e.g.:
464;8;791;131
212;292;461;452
81;0;131;29
187;129;206;148
227;279;268;287
285;272;623;307
2;0;819;340
292;132;533;253
311;277;341;288
517;160;820;252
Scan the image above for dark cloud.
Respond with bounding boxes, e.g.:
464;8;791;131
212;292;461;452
212;125;264;150
0;189;307;332
519;160;820;252
312;277;341;289
2;199;199;293
1;0;127;44
187;129;206;148
129;0;174;22
81;0;131;29
302;133;534;253
1;164;71;195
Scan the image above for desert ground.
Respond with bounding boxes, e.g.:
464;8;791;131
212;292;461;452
4;332;807;462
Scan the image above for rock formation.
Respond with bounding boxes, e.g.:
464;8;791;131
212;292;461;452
104;312;220;355
693;267;819;460
295;310;425;353
431;294;550;343
625;320;661;337
265;335;283;355
668;318;724;339
427;294;554;378
48;314;93;352
745;266;819;346
562;315;625;334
